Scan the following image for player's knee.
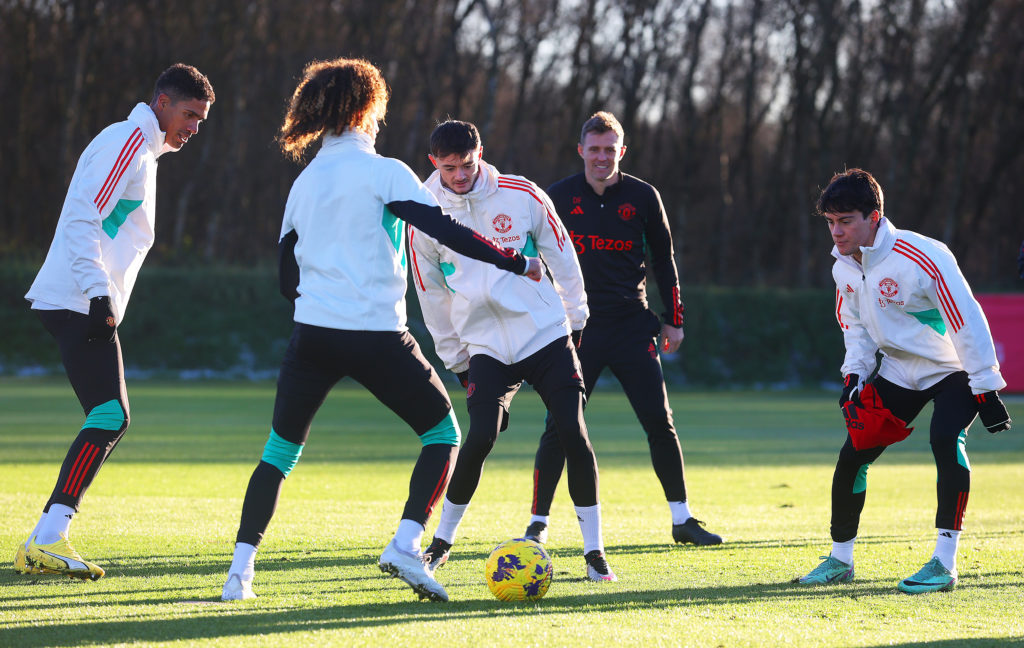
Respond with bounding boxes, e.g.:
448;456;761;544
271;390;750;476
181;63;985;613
82;399;128;434
419;410;461;447
261;429;304;477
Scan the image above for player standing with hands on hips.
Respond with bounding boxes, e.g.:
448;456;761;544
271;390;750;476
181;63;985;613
412;120;617;582
221;60;540;603
523;112;722;547
15;64;215;581
798;168;1011;593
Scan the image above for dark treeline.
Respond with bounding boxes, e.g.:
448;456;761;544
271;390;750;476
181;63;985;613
3;0;1023;288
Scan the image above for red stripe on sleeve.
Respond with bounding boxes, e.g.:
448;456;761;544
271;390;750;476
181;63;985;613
408;227;426;291
893;240;964;332
94;129;143;212
96;135;144;214
835;290;849;330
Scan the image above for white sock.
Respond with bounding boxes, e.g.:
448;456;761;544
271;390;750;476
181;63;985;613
529;515;549;526
933;529;960;572
669;501;692;525
433;498;470;544
392;519;425;553
830;538;855;566
575;504;603;554
25;514;47;548
229;542;257;581
37;504;75;544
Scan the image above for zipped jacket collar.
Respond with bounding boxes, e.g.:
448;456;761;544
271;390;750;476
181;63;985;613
832;217;897;272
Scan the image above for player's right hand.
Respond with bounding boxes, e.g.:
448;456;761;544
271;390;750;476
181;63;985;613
87;296;117;343
839;373;861;407
975;391;1012;433
523;257;543;282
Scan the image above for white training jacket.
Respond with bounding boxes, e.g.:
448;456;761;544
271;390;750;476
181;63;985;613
26;103;173;321
282;130;445;332
832;217;1005;394
411;160;588;371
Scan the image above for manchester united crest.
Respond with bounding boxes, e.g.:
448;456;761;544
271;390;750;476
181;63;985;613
618;203;637;221
493;213;512;233
879;277;899;298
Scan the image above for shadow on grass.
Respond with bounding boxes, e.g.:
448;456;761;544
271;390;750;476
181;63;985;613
2;541;1022;648
4;578;1022;648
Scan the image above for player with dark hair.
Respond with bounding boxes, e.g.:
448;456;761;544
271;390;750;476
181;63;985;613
221;60;540;603
523;111;722;548
798;168;1011;593
16;64;214;580
412;119;617;582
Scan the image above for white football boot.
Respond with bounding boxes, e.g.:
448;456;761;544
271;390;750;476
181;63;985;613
222;573;256;600
379;540;449;602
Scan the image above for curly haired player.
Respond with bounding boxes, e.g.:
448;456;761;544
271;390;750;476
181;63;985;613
220;59;539;603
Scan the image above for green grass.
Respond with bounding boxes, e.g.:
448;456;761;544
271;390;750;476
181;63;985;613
1;378;1022;647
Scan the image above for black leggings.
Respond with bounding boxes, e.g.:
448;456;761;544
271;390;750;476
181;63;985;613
532;310;685;515
830;371;978;541
445;336;598;507
236;324;458;546
37;309;130;513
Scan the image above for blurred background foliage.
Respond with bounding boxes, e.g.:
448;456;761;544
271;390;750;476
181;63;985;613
2;0;1021;378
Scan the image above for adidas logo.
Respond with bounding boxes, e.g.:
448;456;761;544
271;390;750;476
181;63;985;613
940;531;953;538
845;284;855;293
570;206;584;215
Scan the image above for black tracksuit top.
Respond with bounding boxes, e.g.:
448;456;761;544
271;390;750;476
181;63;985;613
546;172;683;326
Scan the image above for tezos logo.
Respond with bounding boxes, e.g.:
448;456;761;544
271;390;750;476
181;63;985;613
492;213;512;233
878;277;899;298
618;203;637;221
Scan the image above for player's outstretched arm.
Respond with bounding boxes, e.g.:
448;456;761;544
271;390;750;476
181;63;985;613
388;199;529;276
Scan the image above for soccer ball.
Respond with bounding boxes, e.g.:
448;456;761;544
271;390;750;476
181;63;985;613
484;538;553;601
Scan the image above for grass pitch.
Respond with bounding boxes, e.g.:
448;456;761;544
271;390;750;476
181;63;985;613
1;378;1022;647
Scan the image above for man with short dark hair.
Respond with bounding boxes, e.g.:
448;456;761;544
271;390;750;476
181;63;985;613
16;64;215;580
798;168;1010;594
412;119;618;582
524;111;722;548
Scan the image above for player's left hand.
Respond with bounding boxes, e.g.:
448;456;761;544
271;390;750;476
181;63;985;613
660;323;683;353
523;257;543;282
87;296;117;343
975;391;1012;433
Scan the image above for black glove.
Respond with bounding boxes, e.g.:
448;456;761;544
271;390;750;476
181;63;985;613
571;329;582;349
975;391;1012;433
87;296;117;342
839;373;860;407
455;370;469;389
